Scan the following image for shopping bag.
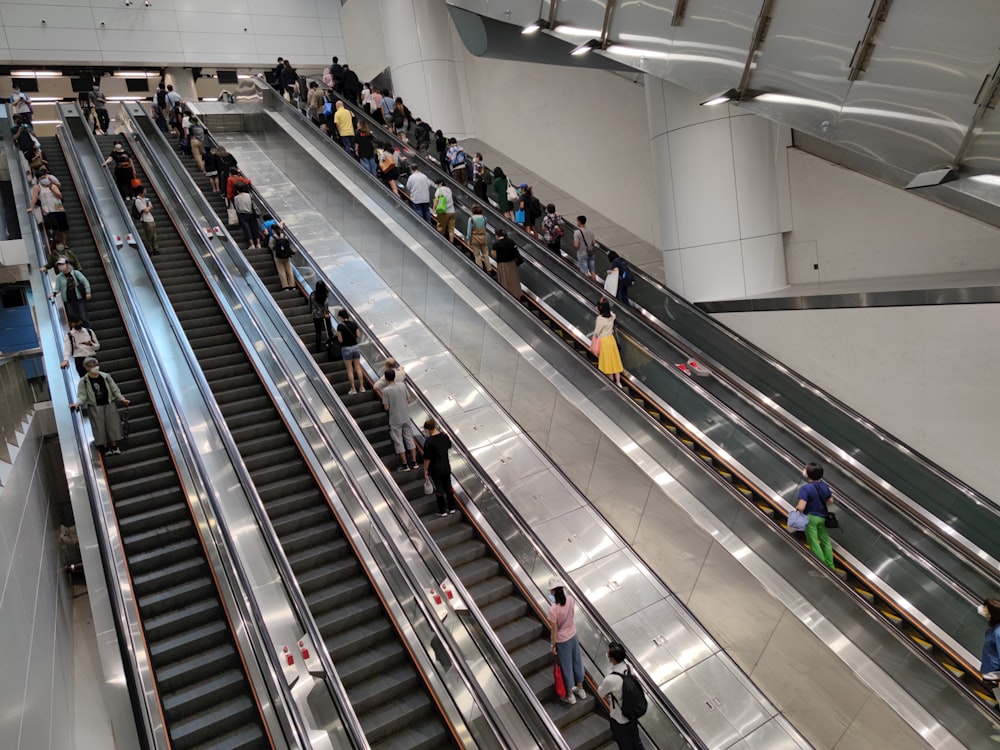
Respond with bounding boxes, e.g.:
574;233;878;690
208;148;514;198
590;337;601;357
423;476;434;495
514;208;525;224
227;206;238;226
603;268;620;296
553;659;567;698
787;509;808;531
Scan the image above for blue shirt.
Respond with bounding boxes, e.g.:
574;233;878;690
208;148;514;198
982;624;1000;674
797;480;832;517
261;219;280;239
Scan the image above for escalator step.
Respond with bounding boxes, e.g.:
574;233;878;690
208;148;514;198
854;587;875;603
879;609;903;626
909;634;933;651
168;692;260;749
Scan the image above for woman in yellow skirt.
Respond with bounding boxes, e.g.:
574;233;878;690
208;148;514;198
589;298;623;386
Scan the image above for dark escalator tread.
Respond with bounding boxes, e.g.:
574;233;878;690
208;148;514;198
124;137;456;747
167;692;263;749
40;136;267;746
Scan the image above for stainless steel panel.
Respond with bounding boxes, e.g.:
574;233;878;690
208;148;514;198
613;599;716;684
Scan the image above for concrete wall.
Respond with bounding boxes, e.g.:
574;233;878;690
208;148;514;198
715;304;1000;497
784;148;1000;284
0;0;344;66
0;406;75;750
339;0;389;84
461;52;657;247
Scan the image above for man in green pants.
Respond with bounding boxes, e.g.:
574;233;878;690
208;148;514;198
796;463;835;569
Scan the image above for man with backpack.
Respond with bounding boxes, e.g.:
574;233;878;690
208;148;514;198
446;138;467;187
598;642;647;749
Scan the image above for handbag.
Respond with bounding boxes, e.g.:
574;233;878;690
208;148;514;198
506;180;518;203
590;336;601;356
787;509;809;532
227;206;238;226
514;208;525;224
434;193;448;214
553;658;567;698
825;512;840;529
423;476;434;495
603;268;620;296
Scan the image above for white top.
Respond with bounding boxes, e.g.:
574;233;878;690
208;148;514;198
134;197;154;223
591;312;616;339
63;326;100;360
597;662;632;725
434;185;454;213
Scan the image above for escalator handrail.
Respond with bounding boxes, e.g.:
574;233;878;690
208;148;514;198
293;77;1000;585
91;108;371;750
248;76;992;712
7;122;164;750
59;104;314;750
307;78;1000;561
215;83;718;750
123;102;539;750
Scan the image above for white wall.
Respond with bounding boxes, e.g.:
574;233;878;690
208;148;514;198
0;408;75;750
339;0;388;84
0;0;344;66
462;53;657;246
784;148;1000;284
715;304;1000;497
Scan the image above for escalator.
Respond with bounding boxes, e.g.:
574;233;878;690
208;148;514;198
171;128;619;750
39;138;272;749
239;82;1000;729
92;133;459;750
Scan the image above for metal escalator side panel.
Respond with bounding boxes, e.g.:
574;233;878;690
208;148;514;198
49;118;282;750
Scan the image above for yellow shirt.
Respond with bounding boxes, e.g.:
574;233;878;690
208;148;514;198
333;108;355;137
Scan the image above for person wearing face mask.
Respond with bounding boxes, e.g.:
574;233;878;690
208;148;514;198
40;247;80;274
28;171;70;249
979;599;1000;697
61;318;100;376
73;357;130;456
49;261;92;327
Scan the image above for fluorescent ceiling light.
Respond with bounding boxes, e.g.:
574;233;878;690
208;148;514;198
968;174;1000;186
570;39;600;56
606;44;670;60
553;25;601;38
522;20;542;34
11;70;61;77
237;74;254;80
27;119;60;125
25;96;61;102
701;87;740;106
107;95;143;101
114;71;155;78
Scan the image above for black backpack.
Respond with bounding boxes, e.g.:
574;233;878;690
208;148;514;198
612;667;648;721
273;237;294;259
156;89;168;109
131;197;144;222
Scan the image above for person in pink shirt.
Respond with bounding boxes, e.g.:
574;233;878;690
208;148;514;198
547;576;586;704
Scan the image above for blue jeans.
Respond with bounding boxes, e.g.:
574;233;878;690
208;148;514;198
360;157;377;177
414;203;431;223
555;635;584;694
577;252;595;275
341;135;355;155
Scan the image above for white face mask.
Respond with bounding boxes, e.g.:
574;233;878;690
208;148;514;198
979;604;990;619
88;366;100;374
546;593;555;604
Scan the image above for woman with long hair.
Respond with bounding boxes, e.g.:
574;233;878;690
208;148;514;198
547;576;586;705
589;298;624;386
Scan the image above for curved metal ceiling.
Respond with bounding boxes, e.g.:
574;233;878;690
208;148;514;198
448;0;1000;228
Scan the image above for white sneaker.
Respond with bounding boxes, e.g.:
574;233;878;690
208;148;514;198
359;386;367;393
560;693;576;705
573;686;586;699
348;388;357;395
